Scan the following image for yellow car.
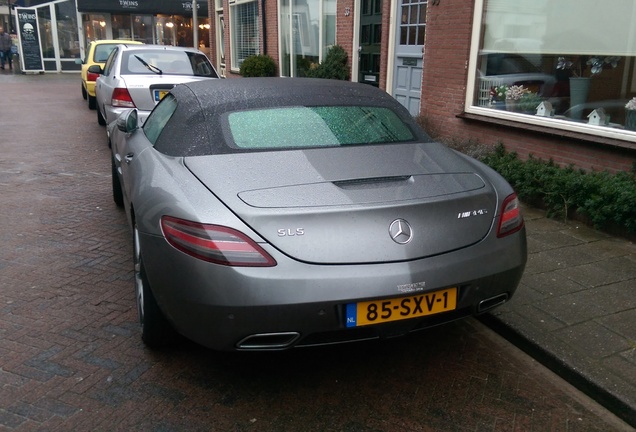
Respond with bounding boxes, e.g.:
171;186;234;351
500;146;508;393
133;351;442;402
77;40;142;110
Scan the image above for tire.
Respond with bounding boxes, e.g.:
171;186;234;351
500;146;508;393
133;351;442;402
88;94;97;110
111;157;124;208
134;224;177;348
81;84;87;100
97;106;106;126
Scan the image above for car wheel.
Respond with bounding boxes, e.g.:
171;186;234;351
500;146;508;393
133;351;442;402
97;106;106;126
111;157;124;208
134;224;177;348
81;85;87;100
88;94;97;110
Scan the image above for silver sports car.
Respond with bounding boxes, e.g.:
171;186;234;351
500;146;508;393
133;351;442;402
108;78;527;351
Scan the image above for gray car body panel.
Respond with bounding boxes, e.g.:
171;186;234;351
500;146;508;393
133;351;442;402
109;78;527;351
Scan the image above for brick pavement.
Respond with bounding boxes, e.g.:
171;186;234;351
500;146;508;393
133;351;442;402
0;70;632;431
483;206;636;428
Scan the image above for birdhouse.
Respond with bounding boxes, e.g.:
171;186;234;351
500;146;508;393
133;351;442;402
587;108;608;126
535;101;554;117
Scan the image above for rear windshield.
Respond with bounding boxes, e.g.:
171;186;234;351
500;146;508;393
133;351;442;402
121;50;218;77
226;106;415;149
93;44;118;62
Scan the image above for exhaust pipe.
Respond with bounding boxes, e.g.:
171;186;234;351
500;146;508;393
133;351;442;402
236;332;300;350
478;293;509;313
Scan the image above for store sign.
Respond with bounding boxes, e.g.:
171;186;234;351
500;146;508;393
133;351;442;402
76;0;207;15
14;8;44;73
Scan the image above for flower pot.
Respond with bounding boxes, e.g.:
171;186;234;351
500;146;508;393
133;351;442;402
626;110;636;131
505;99;518;112
569;77;591;119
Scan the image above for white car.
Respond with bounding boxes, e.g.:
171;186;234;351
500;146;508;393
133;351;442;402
91;44;219;126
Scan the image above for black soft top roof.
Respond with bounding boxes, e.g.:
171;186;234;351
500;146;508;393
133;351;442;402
174;77;402;110
155;78;428;157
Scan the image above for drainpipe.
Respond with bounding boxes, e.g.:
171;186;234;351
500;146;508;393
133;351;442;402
261;0;266;54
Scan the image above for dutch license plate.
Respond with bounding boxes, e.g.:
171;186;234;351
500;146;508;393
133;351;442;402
154;90;169;102
345;287;457;328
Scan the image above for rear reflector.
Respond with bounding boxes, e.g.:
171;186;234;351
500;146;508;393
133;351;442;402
112;87;136;108
161;216;276;267
497;193;524;238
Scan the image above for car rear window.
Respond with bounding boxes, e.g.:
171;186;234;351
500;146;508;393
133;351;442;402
226;106;415;149
122;51;218;77
93;44;118;62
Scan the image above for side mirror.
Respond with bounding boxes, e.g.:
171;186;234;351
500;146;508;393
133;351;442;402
74;58;83;65
117;109;139;133
87;64;102;75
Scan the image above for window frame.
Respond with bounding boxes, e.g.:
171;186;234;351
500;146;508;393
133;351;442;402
464;0;636;143
229;0;260;73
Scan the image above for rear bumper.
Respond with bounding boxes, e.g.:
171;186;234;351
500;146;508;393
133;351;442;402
86;80;96;97
140;226;527;351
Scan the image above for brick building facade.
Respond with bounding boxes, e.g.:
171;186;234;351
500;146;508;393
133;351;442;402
206;0;636;173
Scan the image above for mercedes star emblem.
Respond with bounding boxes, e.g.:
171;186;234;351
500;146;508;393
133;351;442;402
389;219;413;244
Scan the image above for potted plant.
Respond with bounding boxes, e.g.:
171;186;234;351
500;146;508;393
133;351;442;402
489;84;508;109
504;85;530;112
556;55;620;118
517;92;543;114
626;97;636;131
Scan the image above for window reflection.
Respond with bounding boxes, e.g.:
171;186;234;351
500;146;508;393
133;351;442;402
474;0;636;133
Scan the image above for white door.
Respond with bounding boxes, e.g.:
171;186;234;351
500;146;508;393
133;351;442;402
392;0;427;116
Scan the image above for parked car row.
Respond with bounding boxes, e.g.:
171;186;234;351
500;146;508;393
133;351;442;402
104;76;527;351
76;39;143;110
78;42;220;126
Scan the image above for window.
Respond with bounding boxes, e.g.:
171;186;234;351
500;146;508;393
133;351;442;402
121;51;218;77
279;0;336;77
55;2;79;59
144;94;178;145
226;106;415;149
469;0;636;138
230;0;259;71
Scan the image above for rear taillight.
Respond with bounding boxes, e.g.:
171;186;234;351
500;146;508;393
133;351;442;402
87;72;100;82
111;87;136;108
161;216;276;267
497;193;524;238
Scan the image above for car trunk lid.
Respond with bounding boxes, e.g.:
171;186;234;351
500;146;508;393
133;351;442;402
184;143;498;264
122;75;213;112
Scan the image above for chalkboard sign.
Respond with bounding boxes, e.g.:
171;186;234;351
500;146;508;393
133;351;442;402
15;8;44;73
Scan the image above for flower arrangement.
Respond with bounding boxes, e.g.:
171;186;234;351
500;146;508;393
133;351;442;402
626;97;636;111
489;84;509;103
505;85;530;101
556;56;620;77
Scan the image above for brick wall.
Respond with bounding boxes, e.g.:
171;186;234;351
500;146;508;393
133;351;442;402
420;0;636;173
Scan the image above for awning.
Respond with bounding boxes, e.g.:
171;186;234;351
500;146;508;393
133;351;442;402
76;0;208;16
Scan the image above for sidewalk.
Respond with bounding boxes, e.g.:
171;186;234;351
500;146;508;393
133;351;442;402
482;205;636;427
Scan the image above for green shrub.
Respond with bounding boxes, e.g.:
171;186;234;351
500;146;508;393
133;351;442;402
304;45;350;80
239;54;277;77
481;144;636;233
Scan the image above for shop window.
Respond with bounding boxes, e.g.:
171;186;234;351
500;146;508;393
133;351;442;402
55;2;79;59
229;0;259;71
470;0;636;137
37;7;54;58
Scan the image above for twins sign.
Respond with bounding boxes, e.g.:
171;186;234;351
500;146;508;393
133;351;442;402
15;8;44;73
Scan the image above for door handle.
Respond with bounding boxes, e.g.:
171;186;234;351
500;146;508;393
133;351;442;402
124;152;134;164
